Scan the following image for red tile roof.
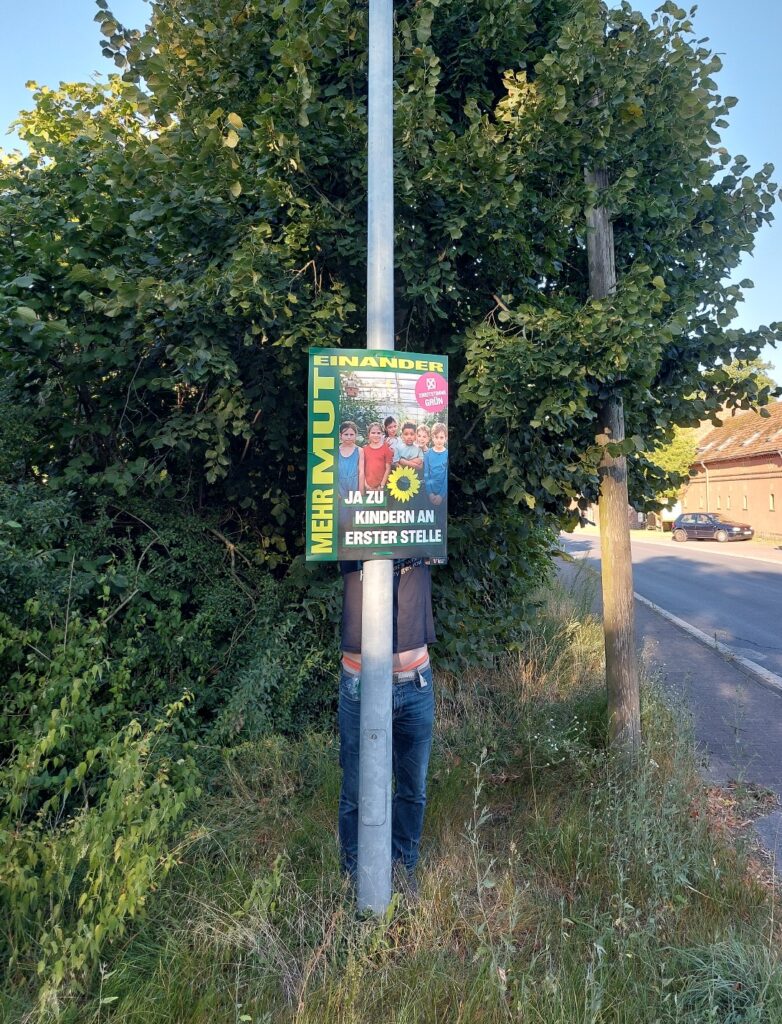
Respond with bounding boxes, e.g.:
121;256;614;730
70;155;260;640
696;402;782;464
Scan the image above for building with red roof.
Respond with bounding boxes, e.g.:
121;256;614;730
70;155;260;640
682;402;782;536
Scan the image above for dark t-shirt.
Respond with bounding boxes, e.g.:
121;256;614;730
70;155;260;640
340;559;436;654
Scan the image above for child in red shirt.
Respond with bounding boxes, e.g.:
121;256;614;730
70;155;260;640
363;422;394;491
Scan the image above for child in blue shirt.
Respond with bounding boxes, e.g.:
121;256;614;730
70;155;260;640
338;421;364;498
424;422;448;505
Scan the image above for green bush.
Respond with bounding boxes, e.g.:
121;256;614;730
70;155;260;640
435;507;555;671
0;483;340;732
0;610;200;995
0;472;552;998
0;482;339;995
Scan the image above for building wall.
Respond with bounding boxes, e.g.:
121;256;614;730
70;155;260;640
682;453;782;536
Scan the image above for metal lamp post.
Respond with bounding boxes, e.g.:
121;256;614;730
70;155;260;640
356;0;395;913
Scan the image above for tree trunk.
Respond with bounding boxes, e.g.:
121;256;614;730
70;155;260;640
585;168;641;761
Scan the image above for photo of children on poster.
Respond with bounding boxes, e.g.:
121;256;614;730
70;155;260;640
306;348;448;561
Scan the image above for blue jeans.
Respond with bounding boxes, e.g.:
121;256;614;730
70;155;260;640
338;664;434;876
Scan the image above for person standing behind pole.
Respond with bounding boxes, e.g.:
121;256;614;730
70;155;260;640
338;558;436;894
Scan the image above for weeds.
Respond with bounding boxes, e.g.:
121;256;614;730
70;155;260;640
4;579;781;1022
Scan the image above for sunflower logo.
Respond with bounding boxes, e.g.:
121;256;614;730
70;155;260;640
387;466;421;503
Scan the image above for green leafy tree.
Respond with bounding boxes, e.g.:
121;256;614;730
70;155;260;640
1;0;778;550
715;356;778;396
0;0;566;563
458;2;781;521
648;425;698;502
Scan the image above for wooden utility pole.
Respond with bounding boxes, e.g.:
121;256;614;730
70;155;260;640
585;168;641;760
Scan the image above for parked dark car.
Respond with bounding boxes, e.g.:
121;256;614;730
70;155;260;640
671;513;754;543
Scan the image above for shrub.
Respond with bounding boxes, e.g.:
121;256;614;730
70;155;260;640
435;507;555;671
0;478;553;997
0;611;199;996
0;483;338;995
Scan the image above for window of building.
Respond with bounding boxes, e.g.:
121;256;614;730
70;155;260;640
716;495;721;509
743;495;748;511
771;493;776;512
726;495;731;510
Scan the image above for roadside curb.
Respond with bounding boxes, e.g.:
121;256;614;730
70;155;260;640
633;592;782;698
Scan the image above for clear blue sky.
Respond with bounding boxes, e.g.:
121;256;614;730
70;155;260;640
1;0;779;381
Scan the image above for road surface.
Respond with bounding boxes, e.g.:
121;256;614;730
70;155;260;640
560;531;782;678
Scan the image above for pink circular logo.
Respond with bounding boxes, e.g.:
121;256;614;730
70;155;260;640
414;371;448;413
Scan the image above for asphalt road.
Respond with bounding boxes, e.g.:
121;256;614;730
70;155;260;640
559;531;782;678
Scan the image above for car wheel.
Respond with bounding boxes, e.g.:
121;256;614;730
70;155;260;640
715;530;728;543
673;529;687;543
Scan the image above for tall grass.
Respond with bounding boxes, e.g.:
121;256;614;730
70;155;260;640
5;578;780;1023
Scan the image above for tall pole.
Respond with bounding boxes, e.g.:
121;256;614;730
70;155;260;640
357;0;394;912
585;168;641;761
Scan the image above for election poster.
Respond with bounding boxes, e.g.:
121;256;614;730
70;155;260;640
306;348;449;562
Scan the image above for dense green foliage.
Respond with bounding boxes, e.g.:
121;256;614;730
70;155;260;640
6;581;782;1023
457;3;781;516
0;482;340;993
0;0;564;991
4;1;775;538
648;424;698;502
0;0;564;553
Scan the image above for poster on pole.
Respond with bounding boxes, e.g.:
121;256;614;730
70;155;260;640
306;348;449;562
